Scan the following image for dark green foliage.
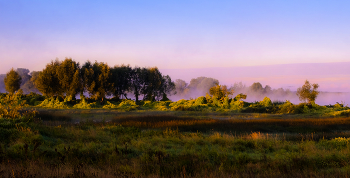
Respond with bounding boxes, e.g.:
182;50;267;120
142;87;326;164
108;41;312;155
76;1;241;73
130;67;148;102
161;75;176;100
56;58;81;100
160;92;170;101
4;68;22;93
34;60;61;97
82;61;114;102
110;65;132;99
23;92;46;106
143;67;163;101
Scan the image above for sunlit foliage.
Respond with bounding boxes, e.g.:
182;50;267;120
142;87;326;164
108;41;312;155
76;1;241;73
4;68;22;93
297;80;319;104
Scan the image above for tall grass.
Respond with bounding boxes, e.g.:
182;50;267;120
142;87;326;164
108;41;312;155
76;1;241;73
3;101;350;177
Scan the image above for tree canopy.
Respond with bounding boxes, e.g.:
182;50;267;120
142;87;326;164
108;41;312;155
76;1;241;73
56;58;81;99
34;60;61;97
296;80;319;104
82;61;114;102
208;84;234;101
4;68;22;93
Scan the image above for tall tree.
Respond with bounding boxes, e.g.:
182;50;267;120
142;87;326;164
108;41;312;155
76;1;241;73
143;67;163;101
208;84;234;101
264;85;272;93
56;58;81;99
4;68;22;93
160;75;176;100
138;67;176;101
174;79;188;95
130;67;147;103
110;65;132;99
296;80;319;104
250;82;263;93
34;60;61;97
188;77;219;94
82;61;114;102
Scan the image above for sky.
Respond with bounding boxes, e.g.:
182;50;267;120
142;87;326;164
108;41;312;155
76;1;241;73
1;0;350;93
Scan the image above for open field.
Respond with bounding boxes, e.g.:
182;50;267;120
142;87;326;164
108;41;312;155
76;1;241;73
2;108;350;177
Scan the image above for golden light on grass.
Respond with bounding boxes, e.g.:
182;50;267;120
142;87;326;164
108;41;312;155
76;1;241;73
249;132;262;140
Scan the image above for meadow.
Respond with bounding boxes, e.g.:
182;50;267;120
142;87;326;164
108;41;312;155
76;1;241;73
2;93;350;177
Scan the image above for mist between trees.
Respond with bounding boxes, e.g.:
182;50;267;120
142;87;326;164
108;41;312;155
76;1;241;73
0;67;293;103
172;78;294;102
172;78;350;106
0;58;176;102
0;58;347;105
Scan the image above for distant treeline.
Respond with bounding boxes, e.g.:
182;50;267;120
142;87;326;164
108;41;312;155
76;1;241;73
1;58;175;102
0;58;296;102
173;78;293;101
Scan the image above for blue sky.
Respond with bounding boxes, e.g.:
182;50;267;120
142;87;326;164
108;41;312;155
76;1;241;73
1;0;350;73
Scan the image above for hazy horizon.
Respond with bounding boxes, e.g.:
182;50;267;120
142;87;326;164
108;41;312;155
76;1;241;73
1;1;349;105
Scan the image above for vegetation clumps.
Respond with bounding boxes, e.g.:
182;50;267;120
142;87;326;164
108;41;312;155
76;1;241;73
1;71;350;177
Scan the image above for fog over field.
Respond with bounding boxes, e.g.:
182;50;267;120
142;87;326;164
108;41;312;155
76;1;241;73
161;62;350;105
1;62;349;106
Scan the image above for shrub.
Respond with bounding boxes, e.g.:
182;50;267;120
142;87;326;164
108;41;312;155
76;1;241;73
0;92;36;119
195;96;207;105
37;97;69;109
118;100;138;111
230;100;244;110
102;101;119;109
73;98;98;109
141;101;170;111
278;101;295;114
259;97;272;107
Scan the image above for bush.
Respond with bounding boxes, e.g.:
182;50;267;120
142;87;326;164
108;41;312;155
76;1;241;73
0;92;36;119
278;101;295;114
102;101;119;109
259;97;272;107
73;98;98;109
118;100;138;111
37;97;70;109
141;101;170;111
195;96;207;105
230;100;244;110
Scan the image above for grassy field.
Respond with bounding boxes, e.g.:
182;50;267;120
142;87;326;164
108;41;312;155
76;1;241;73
2;108;350;177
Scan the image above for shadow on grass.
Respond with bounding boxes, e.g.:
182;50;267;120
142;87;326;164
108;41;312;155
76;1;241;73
111;115;350;135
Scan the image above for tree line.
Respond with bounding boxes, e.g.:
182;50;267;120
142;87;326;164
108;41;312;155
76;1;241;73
1;59;320;105
3;58;175;102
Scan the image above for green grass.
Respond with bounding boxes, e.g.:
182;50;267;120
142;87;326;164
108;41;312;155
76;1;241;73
2;110;350;177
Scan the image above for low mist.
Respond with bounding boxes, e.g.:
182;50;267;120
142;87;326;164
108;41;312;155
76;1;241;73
169;77;350;106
